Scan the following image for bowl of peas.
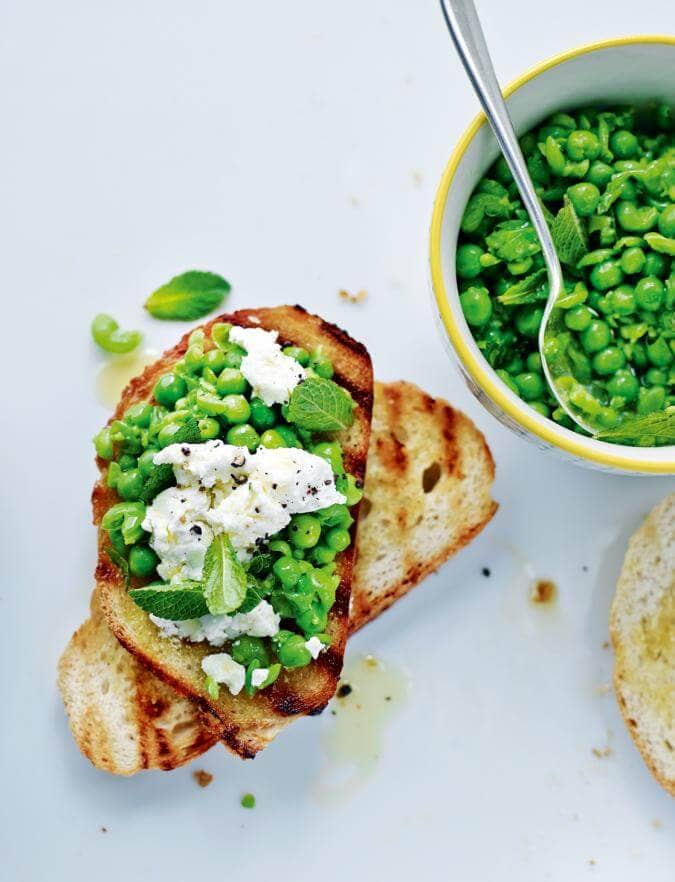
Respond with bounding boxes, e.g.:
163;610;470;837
430;35;674;474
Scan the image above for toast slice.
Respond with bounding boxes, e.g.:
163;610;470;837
96;306;374;758
611;493;675;796
59;381;498;774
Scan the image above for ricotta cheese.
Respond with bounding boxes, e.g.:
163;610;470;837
229;325;306;406
201;652;246;696
250;668;270;689
305;636;325;659
149;599;280;646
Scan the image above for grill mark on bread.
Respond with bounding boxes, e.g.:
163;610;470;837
440;404;461;476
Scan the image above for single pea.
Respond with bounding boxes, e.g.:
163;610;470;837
125;402;153;428
619;246;646;275
311;545;336;566
216;368;247;396
515;305;544;339
220;394;251;424
528;401;550;418
118;453;137;472
658;204;675;238
581;320;612;353
184;344;204;371
456;244;484;279
514;372;545;401
607;285;635;316
297;606;328;636
129;545;158;578
647;336;673;367
138;449;159;476
154;373;187;407
496;369;519;395
567;182;600;216
223;347;244;369
226;423;260;451
610;129;639;159
273;556;302;587
586;161;613;188
204;348;228;373
607;369;639;401
282;346;310;366
567;130;600;161
325;527;351;552
596;406;620;429
592;346;626;376
460;286;493;327
589;260;623;291
259;428;287;449
232;636;270;667
311;354;334;379
93;427;114;460
644;252;668;278
116;468;144;501
210;322;232;350
504;355;524;375
616;201;658;233
645;368;668;386
157;422;186;448
564;305;593;331
341;474;364;506
634;276;665;311
277;635;312;668
249;397;276;431
288;514;322;549
637;385;666;414
196;417;220;440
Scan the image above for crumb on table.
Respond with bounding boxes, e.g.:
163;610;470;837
193;769;214;788
338;289;367;304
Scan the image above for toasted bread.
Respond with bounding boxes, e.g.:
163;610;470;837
611;493;675;796
96;306;373;758
59;381;497;774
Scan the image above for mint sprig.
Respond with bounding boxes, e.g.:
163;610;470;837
129;582;210;619
287;377;355;432
138;417;202;503
497;268;548;306
550;195;588;266
595;409;675;446
202;534;247;615
144;271;231;321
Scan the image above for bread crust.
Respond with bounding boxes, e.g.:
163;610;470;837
96;306;373;757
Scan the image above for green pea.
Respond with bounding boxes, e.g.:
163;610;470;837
646;336;673;367
586;161;613;188
645;368;668;386
156;422;183;448
273;556;302;587
609;129;639;159
607;285;636;316
129;545;158;578
91;313;142;354
219;394;250;424
297;605;328;636
269;539;293;557
223;346;244;369
288;514;322;549
504;355;524;375
616;201;658;233
528;401;550;418
567;130;600;161
124;402;153;429
634;276;665;311
154;373;187;407
325;527;351;553
118;453;137;472
203;348;227;373
342;473;364;506
94;427;114;460
567;182;600;216
226;423;259;451
215;368;247;396
196;417;219;440
311;354;334;379
460;286;493;327
644;251;668;278
514;372;545;401
564;305;593;331
277;635;312;668
210;322;232;350
282;346;310;366
515;305;544;339
658;204;675;238
259;428;287;449
619;246;646;275
589;260;624;291
592;346;625;376
596;406;620;428
496;369;519;395
456;244;484;279
637;385;666;414
232;636;270;667
310;545;336;566
607;369;639;401
137;449;157;476
249;398;276;431
581;320;611;353
116;468;144;501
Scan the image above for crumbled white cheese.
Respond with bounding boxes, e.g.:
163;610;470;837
201;652;246;696
149;600;280;647
229;325;306;406
145;442;345;580
251;668;270;689
305;636;325;659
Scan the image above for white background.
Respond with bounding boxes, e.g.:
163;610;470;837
2;1;675;880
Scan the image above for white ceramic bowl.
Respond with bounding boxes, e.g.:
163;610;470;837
430;36;675;475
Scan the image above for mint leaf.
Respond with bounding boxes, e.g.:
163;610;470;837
138;417;203;503
145;271;231;321
202;534;247;615
129;582;209;619
497;268;548;306
595;409;675;446
287;377;355;432
485;220;541;262
551;195;588;266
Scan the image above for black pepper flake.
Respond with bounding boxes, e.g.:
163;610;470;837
254;507;260;514
324;480;331;486
272;483;277;490
481;567;491;577
232;473;248;485
355;479;363;489
231;454;246;468
337;684;352;698
190;525;203;536
281;503;287;509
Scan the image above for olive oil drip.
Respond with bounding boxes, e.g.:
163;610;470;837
96;350;157;408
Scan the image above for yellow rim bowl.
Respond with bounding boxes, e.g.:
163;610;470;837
430;35;675;474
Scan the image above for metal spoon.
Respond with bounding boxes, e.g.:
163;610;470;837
439;0;595;433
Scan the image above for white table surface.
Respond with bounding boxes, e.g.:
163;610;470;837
3;1;675;879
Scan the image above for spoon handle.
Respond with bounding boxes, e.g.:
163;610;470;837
438;0;562;289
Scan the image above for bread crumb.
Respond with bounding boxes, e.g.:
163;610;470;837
193;769;214;788
100;827;107;834
530;579;557;604
338;289;368;304
588;858;596;866
591;745;612;759
595;683;612;696
602;640;610;649
651;818;663;830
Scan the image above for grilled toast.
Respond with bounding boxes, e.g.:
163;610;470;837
611;493;675;796
59;381;497;774
96;306;373;758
